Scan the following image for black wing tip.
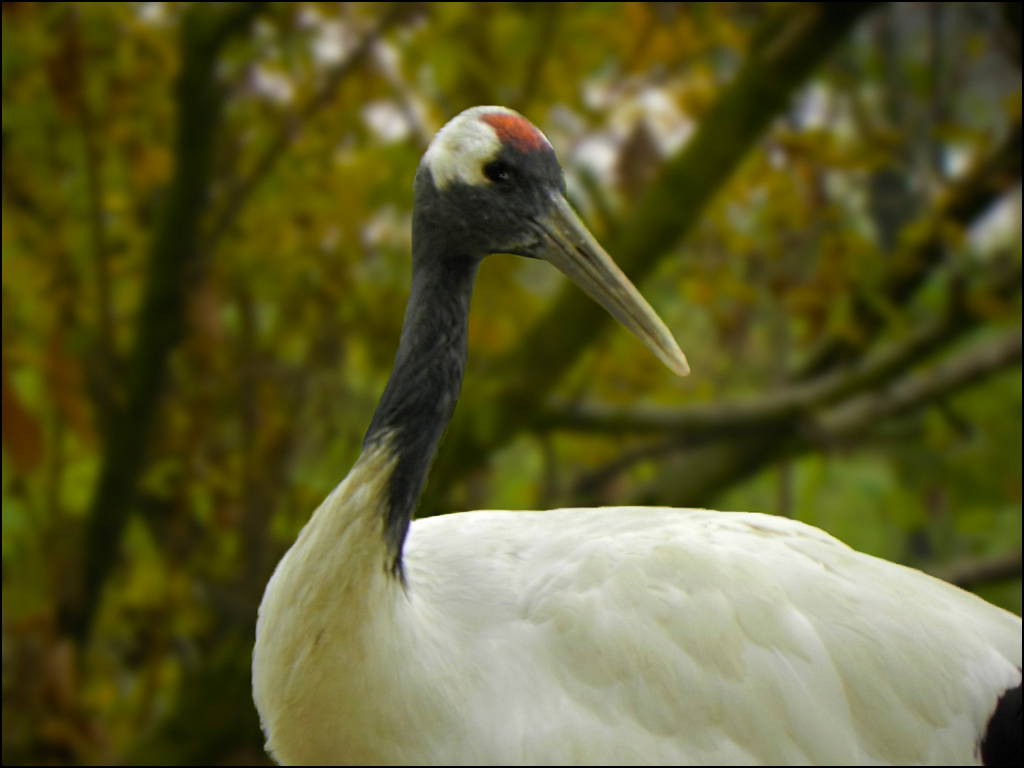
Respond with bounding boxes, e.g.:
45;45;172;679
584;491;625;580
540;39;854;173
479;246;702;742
981;678;1022;767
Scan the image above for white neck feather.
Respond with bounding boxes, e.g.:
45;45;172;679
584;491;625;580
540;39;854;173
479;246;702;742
252;442;467;763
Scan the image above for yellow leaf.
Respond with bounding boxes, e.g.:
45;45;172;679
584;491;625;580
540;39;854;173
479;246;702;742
44;332;94;445
136;146;171;188
1;356;45;473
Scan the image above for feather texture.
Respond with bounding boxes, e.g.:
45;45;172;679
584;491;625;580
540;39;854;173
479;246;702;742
255;453;1021;765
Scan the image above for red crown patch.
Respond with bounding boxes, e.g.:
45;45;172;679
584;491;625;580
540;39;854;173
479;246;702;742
480;113;547;152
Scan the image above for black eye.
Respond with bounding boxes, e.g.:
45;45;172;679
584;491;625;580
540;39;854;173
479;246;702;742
484;161;513;184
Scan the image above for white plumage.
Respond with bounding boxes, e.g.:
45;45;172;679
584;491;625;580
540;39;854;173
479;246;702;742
255;445;1020;764
253;107;1022;765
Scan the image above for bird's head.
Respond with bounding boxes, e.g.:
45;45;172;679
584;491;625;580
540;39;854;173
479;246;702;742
415;106;689;377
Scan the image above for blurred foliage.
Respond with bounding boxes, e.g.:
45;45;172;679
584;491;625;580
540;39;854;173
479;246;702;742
1;2;1021;764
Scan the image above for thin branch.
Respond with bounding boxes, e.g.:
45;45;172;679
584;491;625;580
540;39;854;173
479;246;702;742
205;3;419;251
573;323;1021;505
540;260;1021;440
930;550;1022;590
626;323;1021;508
577;255;1020;504
76;39;118;429
570;437;681;499
1000;2;1021;68
806;327;1022;443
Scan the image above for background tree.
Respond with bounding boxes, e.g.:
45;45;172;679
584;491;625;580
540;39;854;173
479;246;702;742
2;3;1020;764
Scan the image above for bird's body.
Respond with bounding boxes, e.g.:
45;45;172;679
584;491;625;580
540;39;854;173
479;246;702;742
256;466;1020;764
253;107;1022;765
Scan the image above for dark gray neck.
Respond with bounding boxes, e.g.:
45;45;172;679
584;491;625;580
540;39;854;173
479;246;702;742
363;251;479;574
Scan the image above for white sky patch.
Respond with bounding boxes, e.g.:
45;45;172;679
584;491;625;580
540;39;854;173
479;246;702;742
313;19;355;66
572;136;618;180
583;77;694;150
616;88;695;155
373;40;403;81
944;144;974;179
295;5;318;28
250;65;294;105
798;84;831;130
768;144;789;171
362;100;412;145
582;77;615;111
968;184;1022;252
136;2;167;25
569;81;696;192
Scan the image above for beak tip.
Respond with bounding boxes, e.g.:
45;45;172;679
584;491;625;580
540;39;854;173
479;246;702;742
662;342;689;377
537;195;692;379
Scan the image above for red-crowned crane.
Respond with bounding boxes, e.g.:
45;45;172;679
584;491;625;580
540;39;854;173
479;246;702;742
252;106;1022;765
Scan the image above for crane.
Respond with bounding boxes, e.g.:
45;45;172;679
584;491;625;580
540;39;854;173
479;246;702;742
252;106;1022;765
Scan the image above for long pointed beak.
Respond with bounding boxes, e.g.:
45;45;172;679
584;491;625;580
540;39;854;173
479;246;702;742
527;194;689;376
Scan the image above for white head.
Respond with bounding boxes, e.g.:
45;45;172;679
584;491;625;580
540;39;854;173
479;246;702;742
421;106;554;189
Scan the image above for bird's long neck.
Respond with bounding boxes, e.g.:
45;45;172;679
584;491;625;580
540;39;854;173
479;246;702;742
363;251;479;573
255;256;478;759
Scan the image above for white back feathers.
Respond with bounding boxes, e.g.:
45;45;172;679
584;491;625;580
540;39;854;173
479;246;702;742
422;105;553;188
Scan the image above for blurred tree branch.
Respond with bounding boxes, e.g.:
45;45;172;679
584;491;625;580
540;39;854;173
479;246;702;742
816;325;1022;448
636;273;1022;508
425;3;883;515
629;327;1021;508
566;265;1021;499
541;260;1022;442
804;327;1021;445
64;7;118;427
65;2;267;643
1001;2;1021;67
932;550;1023;591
